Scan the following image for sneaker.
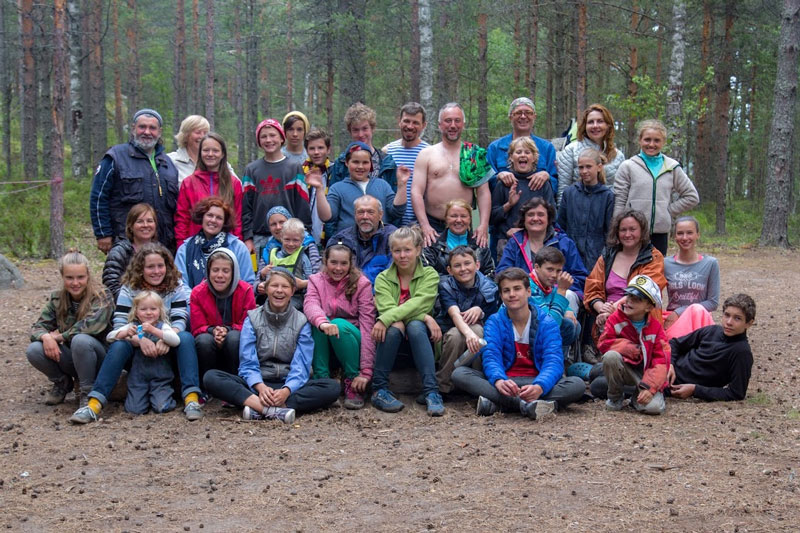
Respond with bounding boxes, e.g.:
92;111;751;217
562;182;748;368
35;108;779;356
476;396;498;416
425;392;445;417
183;401;204;421
45;379;73;405
605;398;624;411
242;406;265;420
520;399;556;420
263;407;296;424
69;406;98;425
371;389;404;413
342;378;365;410
414;393;427;406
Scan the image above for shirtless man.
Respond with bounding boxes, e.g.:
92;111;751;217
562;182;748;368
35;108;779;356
412;102;491;248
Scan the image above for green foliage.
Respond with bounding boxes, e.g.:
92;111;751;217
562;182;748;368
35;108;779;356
685;199;800;247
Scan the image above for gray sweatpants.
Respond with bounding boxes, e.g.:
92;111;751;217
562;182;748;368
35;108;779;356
26;334;106;394
602;350;665;415
125;350;176;415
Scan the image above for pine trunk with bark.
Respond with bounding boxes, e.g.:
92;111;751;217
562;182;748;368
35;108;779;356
204;0;215;126
338;0;367;107
0;0;10;177
712;3;735;236
626;0;640;156
191;0;200;112
245;0;258;164
285;1;293;111
51;0;68;258
477;8;489;147
746;63;757;200
112;0;124;143
36;3;53;180
527;0;539;103
760;0;799;247
19;0;38;179
410;0;421;102
68;0;86;178
513;16;521;88
88;0;107;163
233;1;245;174
126;0;140;116
418;0;433;141
665;0;686;164
695;0;714;203
173;0;186;139
576;0;587;120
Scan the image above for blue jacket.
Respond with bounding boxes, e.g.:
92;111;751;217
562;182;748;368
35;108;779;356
486;133;558;198
328;146;399;191
237;317;314;393
330;224;397;284
528;271;570;327
482;305;564;395
325;177;403;237
556;181;614;270
90;142;179;251
496;229;588;298
436;271;500;330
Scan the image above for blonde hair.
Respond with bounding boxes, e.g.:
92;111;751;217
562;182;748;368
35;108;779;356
174;115;210;148
56;250;108;328
280;218;306;238
577;148;608;184
388;225;424;250
129;290;169;325
636;119;667;141
344;103;376;131
506;137;539;171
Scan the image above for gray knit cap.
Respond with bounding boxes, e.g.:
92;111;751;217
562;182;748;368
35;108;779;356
132;108;163;127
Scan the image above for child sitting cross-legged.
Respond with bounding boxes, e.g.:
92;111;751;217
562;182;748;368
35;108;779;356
594;274;670;415
105;291;181;415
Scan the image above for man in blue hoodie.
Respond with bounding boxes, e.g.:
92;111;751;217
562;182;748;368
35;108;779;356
451;267;584;418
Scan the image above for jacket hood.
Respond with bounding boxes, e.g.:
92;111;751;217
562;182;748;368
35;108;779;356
205;247;240;299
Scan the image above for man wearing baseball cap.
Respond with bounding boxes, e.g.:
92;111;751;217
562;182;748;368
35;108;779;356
594;274;670;415
90;108;179;253
241;118;312;256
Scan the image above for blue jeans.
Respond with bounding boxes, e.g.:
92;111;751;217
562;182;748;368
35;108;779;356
89;331;201;405
560;317;579;346
372;320;439;394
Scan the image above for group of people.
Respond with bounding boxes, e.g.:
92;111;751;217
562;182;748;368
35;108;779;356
26;98;756;425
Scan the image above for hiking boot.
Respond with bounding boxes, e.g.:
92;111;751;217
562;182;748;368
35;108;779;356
520;399;556;420
263;407;296;424
342;378;365;410
45;378;73;405
425;392;445;417
242;406;264;420
605;398;624;411
476;396;498;416
183;401;204;421
371;389;404;413
69;406;98;425
582;345;601;365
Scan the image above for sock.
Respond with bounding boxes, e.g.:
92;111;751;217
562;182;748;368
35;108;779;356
87;398;102;414
184;392;199;405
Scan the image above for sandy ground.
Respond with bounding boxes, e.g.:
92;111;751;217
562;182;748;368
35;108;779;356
1;248;799;532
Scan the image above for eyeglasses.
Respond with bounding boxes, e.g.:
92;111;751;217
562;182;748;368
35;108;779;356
512;111;534;118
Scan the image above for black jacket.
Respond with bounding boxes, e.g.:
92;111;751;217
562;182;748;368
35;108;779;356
421;231;495;278
102;238;135;302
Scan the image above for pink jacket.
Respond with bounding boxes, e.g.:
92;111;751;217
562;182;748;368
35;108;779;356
175;169;243;245
304;271;377;379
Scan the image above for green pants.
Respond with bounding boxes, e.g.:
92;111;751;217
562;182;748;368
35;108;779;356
312;318;361;379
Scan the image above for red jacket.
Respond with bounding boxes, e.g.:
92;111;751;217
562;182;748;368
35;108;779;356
598;308;671;394
175;170;243;245
189;280;256;336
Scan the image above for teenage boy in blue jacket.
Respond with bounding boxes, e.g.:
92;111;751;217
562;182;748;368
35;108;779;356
451;267;585;418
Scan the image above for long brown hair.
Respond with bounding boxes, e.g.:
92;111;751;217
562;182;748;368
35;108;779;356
324;243;362;299
56;250;108;327
577;104;618;161
606;209;650;249
197;132;234;208
121;243;181;293
124;203;158;242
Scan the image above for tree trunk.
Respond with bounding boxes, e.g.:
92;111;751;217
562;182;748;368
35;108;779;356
419;0;433;141
191;0;200;112
245;0;258;164
112;0;124;143
126;0;140;115
67;0;86;178
51;0;68;258
760;0;799;247
626;0;640;156
285;0;293;111
233;1;245;174
19;0;38;180
513;16;521;89
746;63;757;200
410;0;421;102
204;0;214;126
695;0;714;204
35;3;52;180
338;0;367;107
576;0;587;120
665;0;686;164
0;0;10;177
477;7;488;147
88;0;107;162
528;0;539;103
712;2;735;236
552;9;566;135
173;0;186;139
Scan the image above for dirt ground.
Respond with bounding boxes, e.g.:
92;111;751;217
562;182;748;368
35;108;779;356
1;248;799;532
